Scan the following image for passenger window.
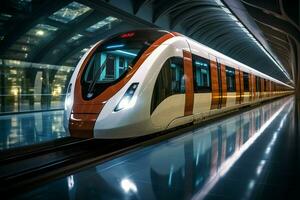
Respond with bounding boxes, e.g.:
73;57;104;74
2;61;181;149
226;66;236;92
243;72;249;92
192;54;211;92
151;57;185;114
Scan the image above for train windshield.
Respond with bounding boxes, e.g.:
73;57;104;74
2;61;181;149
83;30;167;85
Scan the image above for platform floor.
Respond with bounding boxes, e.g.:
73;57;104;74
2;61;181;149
0;110;68;150
17;95;299;199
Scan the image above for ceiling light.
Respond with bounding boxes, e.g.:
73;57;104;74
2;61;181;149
86;16;120;32
36;30;44;36
49;2;92;23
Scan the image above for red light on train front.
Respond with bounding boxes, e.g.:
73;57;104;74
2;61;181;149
120;32;135;38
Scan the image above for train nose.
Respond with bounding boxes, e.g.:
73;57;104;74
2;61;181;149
69;103;105;138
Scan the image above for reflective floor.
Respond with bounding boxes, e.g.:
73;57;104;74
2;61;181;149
0;110;68;150
18;96;299;199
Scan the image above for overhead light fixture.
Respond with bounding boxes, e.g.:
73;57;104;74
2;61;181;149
49;2;92;24
67;34;83;43
115;50;137;57
106;44;125;49
81;48;89;53
215;0;293;84
35;30;44;36
86;16;121;32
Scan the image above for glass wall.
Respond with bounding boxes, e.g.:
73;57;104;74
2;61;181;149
0;1;126;115
0;59;73;113
0;0;140;150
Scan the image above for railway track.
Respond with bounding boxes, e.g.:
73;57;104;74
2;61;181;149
0;135;162;196
0;137;130;194
0;137;85;164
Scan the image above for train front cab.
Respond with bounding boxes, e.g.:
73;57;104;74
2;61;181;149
64;29;180;138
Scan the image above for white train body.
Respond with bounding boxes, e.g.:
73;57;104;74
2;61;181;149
64;29;293;138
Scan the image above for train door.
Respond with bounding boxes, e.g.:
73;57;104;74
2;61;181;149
216;58;227;108
240;70;244;103
209;56;223;110
183;50;194;116
217;60;222;108
252;74;257;100
209;55;221;110
235;68;241;104
190;49;211;116
153;41;194;130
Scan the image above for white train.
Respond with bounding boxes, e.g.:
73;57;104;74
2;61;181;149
63;29;293;138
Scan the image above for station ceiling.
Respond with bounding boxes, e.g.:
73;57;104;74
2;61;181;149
0;0;298;87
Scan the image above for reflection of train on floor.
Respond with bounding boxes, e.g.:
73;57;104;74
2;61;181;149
63;29;293;138
148;97;292;199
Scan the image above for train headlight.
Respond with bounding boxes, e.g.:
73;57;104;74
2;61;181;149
114;83;139;112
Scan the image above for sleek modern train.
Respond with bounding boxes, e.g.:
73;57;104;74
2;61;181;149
63;29;293;138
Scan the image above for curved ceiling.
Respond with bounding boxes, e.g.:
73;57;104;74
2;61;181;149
131;0;296;85
0;0;298;87
232;0;299;88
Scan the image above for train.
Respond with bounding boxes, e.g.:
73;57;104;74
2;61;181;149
63;29;293;138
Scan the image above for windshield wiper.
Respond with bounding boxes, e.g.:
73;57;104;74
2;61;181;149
87;58;107;97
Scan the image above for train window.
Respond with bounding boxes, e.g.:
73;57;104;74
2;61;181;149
83;30;167;84
84;50;139;84
243;72;249;92
119;57;125;74
256;76;261;92
192;54;211;92
81;30;168;99
226;66;236;92
151;57;185;114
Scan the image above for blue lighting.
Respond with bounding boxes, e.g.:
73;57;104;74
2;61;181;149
195;61;208;67
106;44;125;49
116;50;137;57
